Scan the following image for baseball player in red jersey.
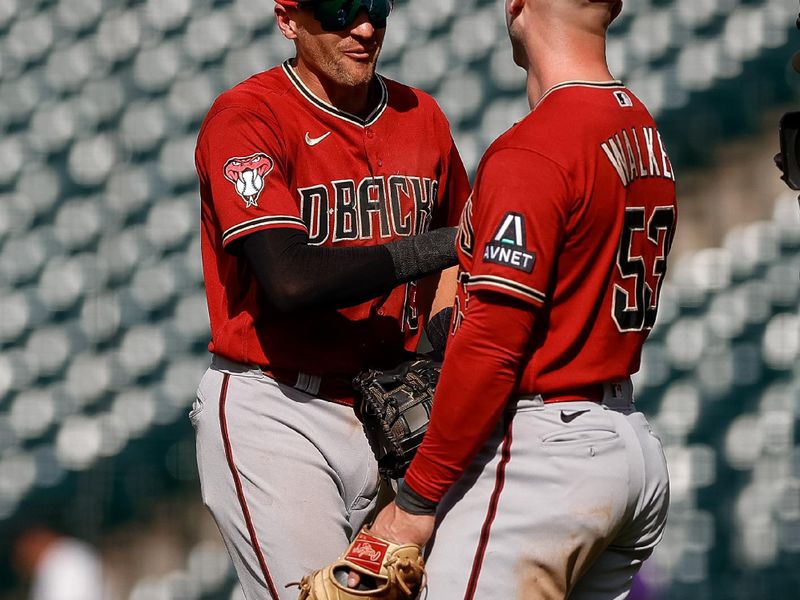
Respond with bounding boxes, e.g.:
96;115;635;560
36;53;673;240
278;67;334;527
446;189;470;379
369;1;675;598
190;1;470;598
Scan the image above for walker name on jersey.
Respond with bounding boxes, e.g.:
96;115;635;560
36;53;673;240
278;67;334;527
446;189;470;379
299;175;438;245
600;126;675;187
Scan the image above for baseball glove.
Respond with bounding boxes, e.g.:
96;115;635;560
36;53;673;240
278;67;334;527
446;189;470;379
294;528;425;600
353;357;440;480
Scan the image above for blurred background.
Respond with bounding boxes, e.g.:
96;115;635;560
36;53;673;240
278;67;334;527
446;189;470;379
0;0;798;598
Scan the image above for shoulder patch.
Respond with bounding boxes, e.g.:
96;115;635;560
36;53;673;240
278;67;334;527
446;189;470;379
223;153;275;208
482;212;536;273
614;91;633;108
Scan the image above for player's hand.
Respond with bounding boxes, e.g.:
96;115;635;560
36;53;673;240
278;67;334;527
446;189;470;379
346;502;434;589
370;501;435;547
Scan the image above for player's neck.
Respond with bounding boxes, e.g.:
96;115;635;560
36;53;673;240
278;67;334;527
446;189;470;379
524;35;614;108
292;59;377;118
327;82;377;118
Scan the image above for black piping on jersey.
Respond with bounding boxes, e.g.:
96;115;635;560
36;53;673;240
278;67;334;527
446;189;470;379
282;60;388;127
535;79;625;108
467;274;547;304
223;215;308;246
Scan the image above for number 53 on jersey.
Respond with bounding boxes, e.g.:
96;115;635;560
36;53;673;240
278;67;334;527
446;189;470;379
612;204;676;333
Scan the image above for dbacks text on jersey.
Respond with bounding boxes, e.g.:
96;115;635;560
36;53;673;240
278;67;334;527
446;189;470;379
300;175;438;244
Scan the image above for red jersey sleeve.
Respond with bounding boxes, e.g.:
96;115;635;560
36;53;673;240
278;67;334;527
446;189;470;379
196;106;307;249
467;148;573;306
403;290;536;503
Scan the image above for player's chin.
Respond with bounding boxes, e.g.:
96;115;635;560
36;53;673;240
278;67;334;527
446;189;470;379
340;56;378;85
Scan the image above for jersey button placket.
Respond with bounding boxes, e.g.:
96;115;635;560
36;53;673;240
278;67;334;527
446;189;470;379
364;127;382;174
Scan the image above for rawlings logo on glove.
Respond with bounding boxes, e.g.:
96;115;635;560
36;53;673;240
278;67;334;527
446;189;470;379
292;528;426;600
347;535;389;572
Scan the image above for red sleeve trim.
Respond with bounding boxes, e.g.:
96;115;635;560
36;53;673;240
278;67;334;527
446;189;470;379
467;275;546;306
222;216;308;247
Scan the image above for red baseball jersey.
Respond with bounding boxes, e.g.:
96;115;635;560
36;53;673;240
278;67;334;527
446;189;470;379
454;81;677;395
196;62;470;376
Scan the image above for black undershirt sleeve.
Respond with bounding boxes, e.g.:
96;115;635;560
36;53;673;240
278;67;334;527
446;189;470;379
241;227;456;312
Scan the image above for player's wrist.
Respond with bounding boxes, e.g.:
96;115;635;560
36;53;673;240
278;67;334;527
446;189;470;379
385;227;458;281
395;479;438;516
424;306;453;360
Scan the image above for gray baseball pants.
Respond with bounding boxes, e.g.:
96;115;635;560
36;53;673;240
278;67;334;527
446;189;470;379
424;385;670;600
191;356;380;600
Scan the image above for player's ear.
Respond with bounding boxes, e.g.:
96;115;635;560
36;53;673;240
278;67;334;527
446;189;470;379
506;0;526;19
275;5;300;40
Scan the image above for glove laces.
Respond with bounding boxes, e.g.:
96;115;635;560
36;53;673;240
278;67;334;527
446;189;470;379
385;554;426;598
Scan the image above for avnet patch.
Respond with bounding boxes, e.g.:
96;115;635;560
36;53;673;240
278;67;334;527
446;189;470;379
482;212;536;274
483;244;536;272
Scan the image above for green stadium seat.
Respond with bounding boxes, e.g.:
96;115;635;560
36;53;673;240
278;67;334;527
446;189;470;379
0;290;31;346
56;0;102;33
24;326;72;380
144;0;192;34
95;10;143;64
5;12;54;66
8;388;56;442
184;11;237;64
133;41;185;94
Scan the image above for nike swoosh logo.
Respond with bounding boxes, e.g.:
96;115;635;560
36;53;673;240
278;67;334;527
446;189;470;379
560;409;590;424
305;131;331;146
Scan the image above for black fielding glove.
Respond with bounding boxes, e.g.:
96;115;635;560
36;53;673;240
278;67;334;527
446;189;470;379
353;357;441;481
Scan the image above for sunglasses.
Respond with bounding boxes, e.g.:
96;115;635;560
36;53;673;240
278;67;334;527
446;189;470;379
299;0;393;32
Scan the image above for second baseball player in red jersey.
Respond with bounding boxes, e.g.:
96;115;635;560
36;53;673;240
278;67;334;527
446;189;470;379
450;81;677;392
369;1;674;599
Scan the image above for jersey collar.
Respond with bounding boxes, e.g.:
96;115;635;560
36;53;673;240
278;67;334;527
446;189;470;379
535;79;625;109
282;60;389;128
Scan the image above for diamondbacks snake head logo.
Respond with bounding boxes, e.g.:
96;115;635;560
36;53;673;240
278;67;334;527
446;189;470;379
223;153;275;208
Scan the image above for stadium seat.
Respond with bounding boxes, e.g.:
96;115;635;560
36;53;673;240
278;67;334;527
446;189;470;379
95;10;143;64
184;11;236;63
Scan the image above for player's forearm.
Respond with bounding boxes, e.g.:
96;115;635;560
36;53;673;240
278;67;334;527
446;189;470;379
384;227;458;281
241;227;458;311
429;266;458;317
400;292;536;508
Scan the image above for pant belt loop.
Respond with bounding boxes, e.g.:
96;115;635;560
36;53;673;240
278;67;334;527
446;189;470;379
296;372;322;396
509;395;545;412
601;378;634;411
